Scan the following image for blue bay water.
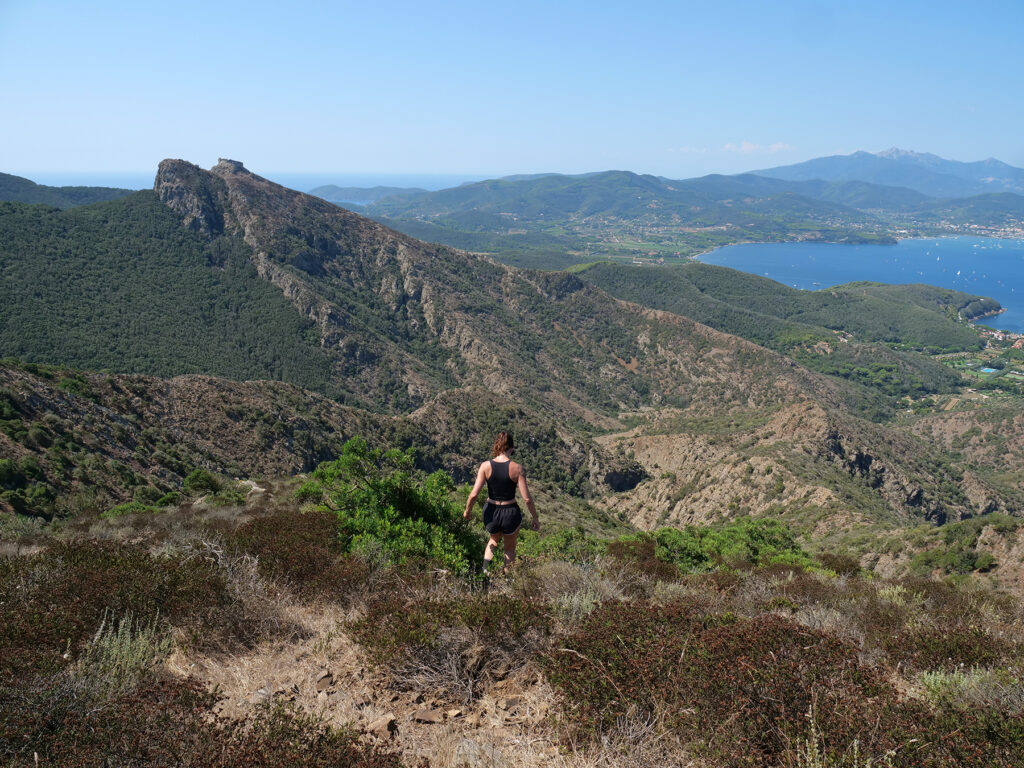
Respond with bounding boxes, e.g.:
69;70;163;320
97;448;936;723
698;237;1024;333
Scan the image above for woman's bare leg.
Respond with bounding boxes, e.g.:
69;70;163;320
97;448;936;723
502;530;519;568
484;534;502;570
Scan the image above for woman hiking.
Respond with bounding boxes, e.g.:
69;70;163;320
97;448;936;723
463;431;540;572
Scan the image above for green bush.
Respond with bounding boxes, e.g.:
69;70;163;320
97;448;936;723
307;437;478;574
206;484;247;507
100;501;156;519
611;518;813;575
184;468;221;495
155;491;182;507
133;485;164;504
0;458;22;488
516;526;602;562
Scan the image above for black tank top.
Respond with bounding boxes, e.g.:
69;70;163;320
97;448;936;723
486;460;517;501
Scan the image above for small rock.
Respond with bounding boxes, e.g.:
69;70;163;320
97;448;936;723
316;671;333;692
413;709;445;724
250;687;269;704
368;713;398;739
446;708;464;719
455;738;502;767
496;697;520;711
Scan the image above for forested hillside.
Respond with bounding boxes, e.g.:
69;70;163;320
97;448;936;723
0;196;339;396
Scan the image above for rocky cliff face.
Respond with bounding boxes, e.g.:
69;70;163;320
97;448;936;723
594;398;1004;533
155;159;233;236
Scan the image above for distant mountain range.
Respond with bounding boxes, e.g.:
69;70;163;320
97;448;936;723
753;148;1024;198
359;159;1024;267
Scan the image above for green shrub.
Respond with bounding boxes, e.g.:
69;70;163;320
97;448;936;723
0;458;23;489
516;526;602;562
25;424;53;449
206;484;247;507
0;387;19;420
155;491;182;507
100;501;156;519
184;468;221;495
58;374;94;399
309;437;478;574
609;518;813;577
294;478;323;503
133;485;164;504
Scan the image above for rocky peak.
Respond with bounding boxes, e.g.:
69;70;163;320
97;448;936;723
212;158;249;176
153;159;231;237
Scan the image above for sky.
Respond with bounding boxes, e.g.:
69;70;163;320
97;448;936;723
2;0;1023;187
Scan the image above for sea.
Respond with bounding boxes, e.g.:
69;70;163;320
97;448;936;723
697;237;1024;333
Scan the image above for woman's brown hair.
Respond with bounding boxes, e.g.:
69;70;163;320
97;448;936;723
491;431;514;457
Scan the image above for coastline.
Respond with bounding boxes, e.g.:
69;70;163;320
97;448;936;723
695;233;1024;263
968;305;1009;323
692;236;1024;333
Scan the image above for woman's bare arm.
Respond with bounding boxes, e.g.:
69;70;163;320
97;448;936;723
517;469;539;531
464;462;488;519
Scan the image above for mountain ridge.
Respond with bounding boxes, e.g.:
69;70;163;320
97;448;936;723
0;171;135;208
754;148;1024;198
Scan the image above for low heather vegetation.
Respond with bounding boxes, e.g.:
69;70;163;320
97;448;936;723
2;443;1023;767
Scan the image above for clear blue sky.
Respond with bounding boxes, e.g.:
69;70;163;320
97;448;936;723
2;0;1022;184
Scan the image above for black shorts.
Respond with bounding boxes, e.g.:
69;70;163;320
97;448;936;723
483;502;523;535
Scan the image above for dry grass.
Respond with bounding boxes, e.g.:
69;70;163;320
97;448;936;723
170;600;367;721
